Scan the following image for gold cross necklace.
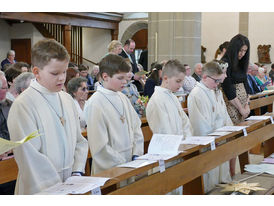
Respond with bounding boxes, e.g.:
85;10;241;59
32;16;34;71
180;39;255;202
98;90;125;123
31;86;66;126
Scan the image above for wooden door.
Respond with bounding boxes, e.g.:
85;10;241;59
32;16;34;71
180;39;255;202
132;29;148;50
11;39;31;65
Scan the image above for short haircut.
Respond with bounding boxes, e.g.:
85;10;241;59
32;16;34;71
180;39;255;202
99;54;130;77
162;59;185;78
31;39;70;69
5;67;22;87
78;64;89;72
202;61;223;76
14;72;35;94
124;39;135;46
0;71;5;88
7;50;15;58
67;77;87;98
271;63;274;69
108;40;122;52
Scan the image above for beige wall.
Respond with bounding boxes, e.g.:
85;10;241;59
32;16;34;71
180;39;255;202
201;12;239;63
82;27;111;69
249;12;274;71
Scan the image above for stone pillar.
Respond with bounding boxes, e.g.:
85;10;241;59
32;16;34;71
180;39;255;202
148;12;201;70
239;12;249;37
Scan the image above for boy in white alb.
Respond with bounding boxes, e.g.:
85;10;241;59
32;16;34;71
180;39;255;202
146;60;193;195
84;54;144;175
7;39;88;195
188;61;232;193
146;59;192;138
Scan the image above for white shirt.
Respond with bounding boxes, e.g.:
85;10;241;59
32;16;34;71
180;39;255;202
183;75;197;94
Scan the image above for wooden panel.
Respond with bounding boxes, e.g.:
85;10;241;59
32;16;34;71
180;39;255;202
11;39;31;65
132;29;148;50
0;158;18;184
0;12;118;30
249;95;274;110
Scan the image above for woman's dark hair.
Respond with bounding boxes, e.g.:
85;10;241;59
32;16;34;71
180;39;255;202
148;63;162;85
222;34;250;73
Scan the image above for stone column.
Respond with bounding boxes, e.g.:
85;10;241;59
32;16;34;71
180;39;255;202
148;12;201;70
239;12;249;37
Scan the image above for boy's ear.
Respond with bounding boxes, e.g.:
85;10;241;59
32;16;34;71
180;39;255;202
32;66;40;78
101;72;109;81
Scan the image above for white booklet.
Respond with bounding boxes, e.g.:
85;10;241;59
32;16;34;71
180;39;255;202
117;159;156;168
136;134;184;161
36;176;110;195
208;131;232;136
215;126;248;132
246;116;272;121
181;136;216;145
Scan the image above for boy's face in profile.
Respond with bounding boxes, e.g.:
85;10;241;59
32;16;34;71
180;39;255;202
34;58;68;92
102;72;127;92
165;72;185;93
203;74;222;90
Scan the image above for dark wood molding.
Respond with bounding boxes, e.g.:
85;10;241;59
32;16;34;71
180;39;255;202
0;12;120;30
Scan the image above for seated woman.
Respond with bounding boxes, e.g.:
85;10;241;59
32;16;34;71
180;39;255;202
255;67;271;91
67;77;89;131
143;63;162;98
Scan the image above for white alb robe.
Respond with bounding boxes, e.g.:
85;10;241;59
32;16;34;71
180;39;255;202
7;80;88;195
73;99;86;131
146;86;192;138
188;82;232;193
84;86;144;175
146;86;192;195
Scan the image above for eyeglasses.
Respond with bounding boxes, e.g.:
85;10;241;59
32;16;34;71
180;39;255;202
207;76;222;84
81;87;88;91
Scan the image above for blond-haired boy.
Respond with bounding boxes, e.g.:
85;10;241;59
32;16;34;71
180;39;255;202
7;39;88;194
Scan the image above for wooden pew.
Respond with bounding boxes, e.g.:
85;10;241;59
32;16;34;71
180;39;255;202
90;116;274;195
0;157;18;184
250;90;274;115
249;90;274;154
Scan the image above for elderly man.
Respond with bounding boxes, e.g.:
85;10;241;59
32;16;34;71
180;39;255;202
247;63;262;95
120;39;143;91
0;71;16;195
192;63;203;82
1;50;16;70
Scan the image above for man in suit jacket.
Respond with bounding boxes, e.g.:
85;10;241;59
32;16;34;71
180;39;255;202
192;63;203;82
120;39;143;91
138;49;148;71
1;50;16;71
247;63;262;94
